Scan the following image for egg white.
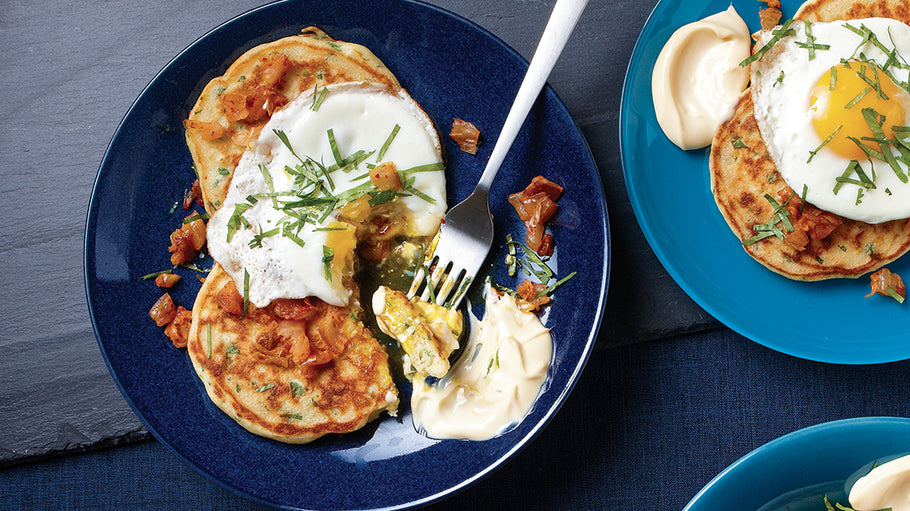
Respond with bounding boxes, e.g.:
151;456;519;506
206;82;445;307
751;17;910;223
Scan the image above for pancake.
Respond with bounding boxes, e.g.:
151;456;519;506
709;0;910;280
186;264;398;443
184;27;400;214
794;0;910;23
710;91;910;280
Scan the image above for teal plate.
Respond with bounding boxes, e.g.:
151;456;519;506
683;417;910;510
620;0;910;364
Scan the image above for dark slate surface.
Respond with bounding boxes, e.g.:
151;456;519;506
0;0;716;466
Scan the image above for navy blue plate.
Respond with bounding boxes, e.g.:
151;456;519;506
683;417;910;510
84;1;609;509
620;0;910;364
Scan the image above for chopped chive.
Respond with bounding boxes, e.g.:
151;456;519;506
862;107;909;182
795;20;830;59
322;245;334;281
327;129;343;167
740;18;796;67
534;271;577;299
311;85;328;111
282;223;306;247
885;286;906;304
829;65;837;90
800;184;808;214
377;124;400;161
273;129;305;164
808;125;842;162
249;226;280;249
140;269;172;281
844;87;872;109
256;383;275;392
205;324;212;358
731;136;748;149
399;161;445;176
242;269;250;318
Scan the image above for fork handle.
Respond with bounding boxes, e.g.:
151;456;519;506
474;0;589;195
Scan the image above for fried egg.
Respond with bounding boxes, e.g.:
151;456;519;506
206;82;445;307
751;18;910;223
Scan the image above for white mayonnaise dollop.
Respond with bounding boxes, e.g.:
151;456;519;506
651;6;750;150
410;287;552;440
849;453;910;511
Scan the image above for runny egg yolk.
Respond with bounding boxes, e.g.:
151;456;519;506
811;62;907;160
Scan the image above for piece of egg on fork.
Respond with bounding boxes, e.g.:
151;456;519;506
206;82;446;307
750;18;910;224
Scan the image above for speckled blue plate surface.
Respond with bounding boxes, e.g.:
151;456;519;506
683;417;910;510
620;0;910;364
84;1;609;509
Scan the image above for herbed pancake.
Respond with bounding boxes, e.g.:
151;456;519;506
709;0;910;280
185;27;400;214
186;264;398;444
710;91;910;280
794;0;910;23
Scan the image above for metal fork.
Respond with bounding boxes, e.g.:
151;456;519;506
407;0;588;309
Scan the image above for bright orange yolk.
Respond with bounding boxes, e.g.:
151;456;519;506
811;62;907;160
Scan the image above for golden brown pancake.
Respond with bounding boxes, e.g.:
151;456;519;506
710;91;910;280
186;264;398;443
709;0;910;280
794;0;910;23
185;27;400;214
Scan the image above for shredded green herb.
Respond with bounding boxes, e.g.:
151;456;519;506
140;269;172;281
322;245;334;281
808;125;842;163
311;85;328;111
242;269;250;318
377;124;400;161
795;20;830;59
740;18;796;67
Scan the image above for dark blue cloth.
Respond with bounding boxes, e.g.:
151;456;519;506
3;328;910;510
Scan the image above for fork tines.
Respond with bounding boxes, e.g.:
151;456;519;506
406;251;473;309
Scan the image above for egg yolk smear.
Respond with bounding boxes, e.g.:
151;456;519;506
811;61;908;161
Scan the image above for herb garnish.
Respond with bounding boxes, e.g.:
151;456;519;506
322;245;334;281
242;269;250;318
807;125;842;163
743;193;796;245
795;20;830;60
740;18;796;67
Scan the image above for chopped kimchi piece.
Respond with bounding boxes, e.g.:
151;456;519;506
369;161;402;191
777;189;842;251
216;279;244;316
183;119;224;141
164;306;193;348
168;216;207;266
508;175;564;256
149;293;177;327
516;280;551;312
182;179;203;210
759;7;782;30
271;298;318;321
865;268;906;303
155;273;181;288
450;118;480;155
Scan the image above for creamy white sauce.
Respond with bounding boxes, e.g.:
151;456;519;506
411;287;552;440
849;453;910;511
206;83;445;307
651;6;750;150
